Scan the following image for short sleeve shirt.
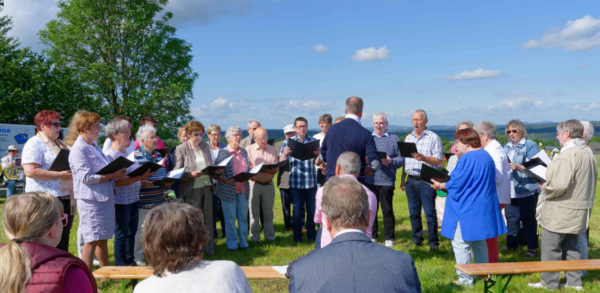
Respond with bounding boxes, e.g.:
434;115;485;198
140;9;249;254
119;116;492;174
22;136;69;197
404;129;443;176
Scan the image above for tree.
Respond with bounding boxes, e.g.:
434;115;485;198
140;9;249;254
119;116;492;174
39;0;198;138
0;15;97;125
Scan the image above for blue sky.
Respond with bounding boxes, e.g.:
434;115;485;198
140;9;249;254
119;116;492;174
4;0;599;129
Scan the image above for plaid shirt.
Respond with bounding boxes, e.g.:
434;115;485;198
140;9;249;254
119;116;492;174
404;129;443;176
279;135;317;189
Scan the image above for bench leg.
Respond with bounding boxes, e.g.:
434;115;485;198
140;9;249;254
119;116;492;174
121;280;126;293
483;275;513;293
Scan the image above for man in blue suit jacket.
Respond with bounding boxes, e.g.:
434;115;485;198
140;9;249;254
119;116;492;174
289;176;422;293
320;97;380;184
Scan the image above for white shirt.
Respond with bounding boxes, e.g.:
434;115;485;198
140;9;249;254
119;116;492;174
103;138;136;156
133;260;252;293
345;113;361;125
484;139;512;205
21;136;69;197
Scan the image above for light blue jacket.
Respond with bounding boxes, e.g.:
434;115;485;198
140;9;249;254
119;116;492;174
503;139;540;196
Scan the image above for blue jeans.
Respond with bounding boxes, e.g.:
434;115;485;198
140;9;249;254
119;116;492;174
114;202;139;266
221;193;249;250
452;223;488;286
405;177;439;246
5;180;16;197
290;187;317;242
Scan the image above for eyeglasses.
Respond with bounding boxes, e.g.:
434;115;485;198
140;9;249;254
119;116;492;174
48;122;61;128
295;125;308;129
8;150;18;153
60;213;69;227
506;129;518;134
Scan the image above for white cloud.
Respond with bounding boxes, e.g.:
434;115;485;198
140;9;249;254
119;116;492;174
351;46;390;62
447;68;501;81
574;102;600;111
524;15;600;51
284;100;333;112
313;44;328;53
191;97;253;118
3;0;59;51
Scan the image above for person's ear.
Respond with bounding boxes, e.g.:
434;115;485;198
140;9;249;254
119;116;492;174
335;165;342;176
47;223;58;239
324;214;333;232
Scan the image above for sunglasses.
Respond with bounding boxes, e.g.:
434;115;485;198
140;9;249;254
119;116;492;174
506;129;518;134
60;213;69;227
8;150;18;152
48;122;62;127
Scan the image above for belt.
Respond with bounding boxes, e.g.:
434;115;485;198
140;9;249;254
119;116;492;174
407;175;421;181
253;180;273;185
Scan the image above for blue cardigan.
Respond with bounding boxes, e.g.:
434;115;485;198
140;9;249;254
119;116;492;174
503;139;540;196
441;149;507;241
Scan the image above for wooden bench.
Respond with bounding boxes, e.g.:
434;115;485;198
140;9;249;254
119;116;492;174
455;259;600;293
93;265;287;292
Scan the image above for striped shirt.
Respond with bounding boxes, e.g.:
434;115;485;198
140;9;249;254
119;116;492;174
279;135;317;189
105;149;141;205
404;129;443;176
128;149;166;208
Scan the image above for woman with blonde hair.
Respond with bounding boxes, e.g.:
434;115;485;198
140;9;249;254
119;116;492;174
69;111;127;269
134;202;250;293
0;192;96;293
174;120;215;255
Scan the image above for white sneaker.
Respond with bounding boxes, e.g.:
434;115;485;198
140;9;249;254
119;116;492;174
385;240;394;247
564;285;583;291
135;260;147;266
528;282;546;289
93;258;100;266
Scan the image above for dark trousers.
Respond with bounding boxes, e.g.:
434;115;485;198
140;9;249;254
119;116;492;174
213;191;226;238
114;202;139;266
290;187;317;242
505;194;539;250
280;188;293;229
57;197;74;252
366;184;396;240
405;178;439;246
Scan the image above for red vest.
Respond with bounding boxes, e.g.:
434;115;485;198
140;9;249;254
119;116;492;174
20;243;97;293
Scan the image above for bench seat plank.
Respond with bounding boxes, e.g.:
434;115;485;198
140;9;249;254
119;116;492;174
93;266;287;280
455;259;600;277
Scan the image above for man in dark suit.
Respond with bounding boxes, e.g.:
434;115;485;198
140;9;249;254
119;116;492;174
289;176;422;293
320;97;380;184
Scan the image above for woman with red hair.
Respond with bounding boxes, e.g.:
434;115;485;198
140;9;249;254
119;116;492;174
22;110;74;252
431;128;507;287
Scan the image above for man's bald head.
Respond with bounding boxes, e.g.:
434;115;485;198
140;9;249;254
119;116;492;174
345;97;364;117
253;127;269;149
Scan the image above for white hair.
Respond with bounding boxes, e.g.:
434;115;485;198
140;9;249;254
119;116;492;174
581;120;594;143
136;124;156;141
372;112;387;122
247;120;261;128
225;126;242;138
414;109;427;119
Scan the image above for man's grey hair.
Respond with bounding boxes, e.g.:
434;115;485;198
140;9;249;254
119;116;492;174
247;120;261;128
225;125;242;138
105;120;129;141
506;119;527;138
580;120;594;143
136;124;156;141
557;119;584;139
336;151;360;176
372;112;387;122
455;120;473;132
322;176;369;229
345;97;364;115
474;121;496;139
414;109;428;119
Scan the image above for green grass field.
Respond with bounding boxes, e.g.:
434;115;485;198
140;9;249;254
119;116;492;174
2;167;600;292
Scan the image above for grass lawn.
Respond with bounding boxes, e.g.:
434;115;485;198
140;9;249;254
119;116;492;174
2;170;600;292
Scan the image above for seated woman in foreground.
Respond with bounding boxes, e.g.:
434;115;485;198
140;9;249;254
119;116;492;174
134;202;252;293
0;192;96;293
